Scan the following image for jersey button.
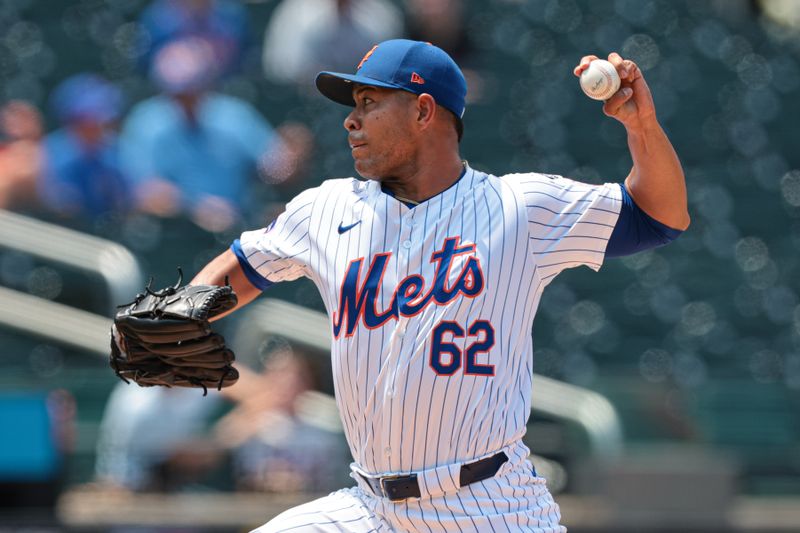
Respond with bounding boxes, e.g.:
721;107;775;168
402;240;412;249
384;447;391;456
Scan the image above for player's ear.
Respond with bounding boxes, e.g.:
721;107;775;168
414;93;437;130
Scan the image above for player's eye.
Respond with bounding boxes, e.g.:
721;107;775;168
362;97;374;105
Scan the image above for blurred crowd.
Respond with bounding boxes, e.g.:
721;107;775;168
2;0;800;512
1;0;306;234
0;0;470;238
93;343;347;494
0;0;474;502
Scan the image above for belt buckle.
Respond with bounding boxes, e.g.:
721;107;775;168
379;474;406;502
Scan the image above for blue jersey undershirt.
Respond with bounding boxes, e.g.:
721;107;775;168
606;183;683;257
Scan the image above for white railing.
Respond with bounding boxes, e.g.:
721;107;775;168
0;285;110;355
0;209;143;309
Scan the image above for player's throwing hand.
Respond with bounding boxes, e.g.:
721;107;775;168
574;52;657;131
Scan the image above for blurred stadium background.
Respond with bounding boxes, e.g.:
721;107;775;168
0;0;799;531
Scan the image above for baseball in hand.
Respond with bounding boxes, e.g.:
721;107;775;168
579;59;621;101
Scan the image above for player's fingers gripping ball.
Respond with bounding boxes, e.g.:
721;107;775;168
110;269;239;395
579;59;621;101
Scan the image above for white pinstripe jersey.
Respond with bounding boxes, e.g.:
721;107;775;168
238;164;622;476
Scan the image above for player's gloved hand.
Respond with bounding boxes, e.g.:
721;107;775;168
573;52;657;131
110;270;239;395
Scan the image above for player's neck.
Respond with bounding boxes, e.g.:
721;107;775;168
381;156;465;204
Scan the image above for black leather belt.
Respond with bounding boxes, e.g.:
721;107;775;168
357;451;508;502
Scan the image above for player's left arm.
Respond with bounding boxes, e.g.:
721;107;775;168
574;52;690;232
191;249;262;321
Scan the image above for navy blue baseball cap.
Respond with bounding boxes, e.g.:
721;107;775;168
316;39;467;137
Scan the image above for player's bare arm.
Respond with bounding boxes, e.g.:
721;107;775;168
190;249;262;321
574;52;691;231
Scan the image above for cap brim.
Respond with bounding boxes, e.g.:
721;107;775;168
315;71;404;107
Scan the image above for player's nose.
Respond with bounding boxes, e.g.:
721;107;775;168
343;109;360;131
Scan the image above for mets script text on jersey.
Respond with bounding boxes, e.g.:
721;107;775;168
332;237;485;338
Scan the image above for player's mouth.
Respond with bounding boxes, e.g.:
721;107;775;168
350;142;367;154
349;134;366;147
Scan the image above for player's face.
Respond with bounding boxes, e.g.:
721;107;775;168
344;86;419;181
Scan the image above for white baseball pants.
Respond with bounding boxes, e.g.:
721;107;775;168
252;451;565;532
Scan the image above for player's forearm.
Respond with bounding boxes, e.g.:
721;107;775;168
624;118;690;231
191;249;261;320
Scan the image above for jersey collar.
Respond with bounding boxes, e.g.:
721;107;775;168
372;161;480;209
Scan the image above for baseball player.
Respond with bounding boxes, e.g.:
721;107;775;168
191;39;689;531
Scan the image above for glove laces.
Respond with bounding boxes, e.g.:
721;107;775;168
116;268;184;308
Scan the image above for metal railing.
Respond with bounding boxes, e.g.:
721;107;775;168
0;285;110;355
0;209;143;309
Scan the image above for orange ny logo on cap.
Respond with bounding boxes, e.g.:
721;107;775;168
410;72;425;84
357;45;379;70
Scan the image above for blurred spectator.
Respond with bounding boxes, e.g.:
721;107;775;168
0;100;43;210
404;0;487;105
38;74;132;222
262;0;403;86
120;37;311;233
405;0;470;61
215;350;344;493
137;0;250;76
94;384;223;492
94;349;343;494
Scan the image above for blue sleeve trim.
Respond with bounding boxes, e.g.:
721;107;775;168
230;239;274;291
605;184;684;258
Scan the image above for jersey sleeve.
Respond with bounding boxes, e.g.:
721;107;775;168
514;173;622;283
232;187;316;290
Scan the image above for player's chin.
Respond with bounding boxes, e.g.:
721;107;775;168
353;158;380;180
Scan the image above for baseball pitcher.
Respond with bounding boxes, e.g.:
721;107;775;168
112;39;689;531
